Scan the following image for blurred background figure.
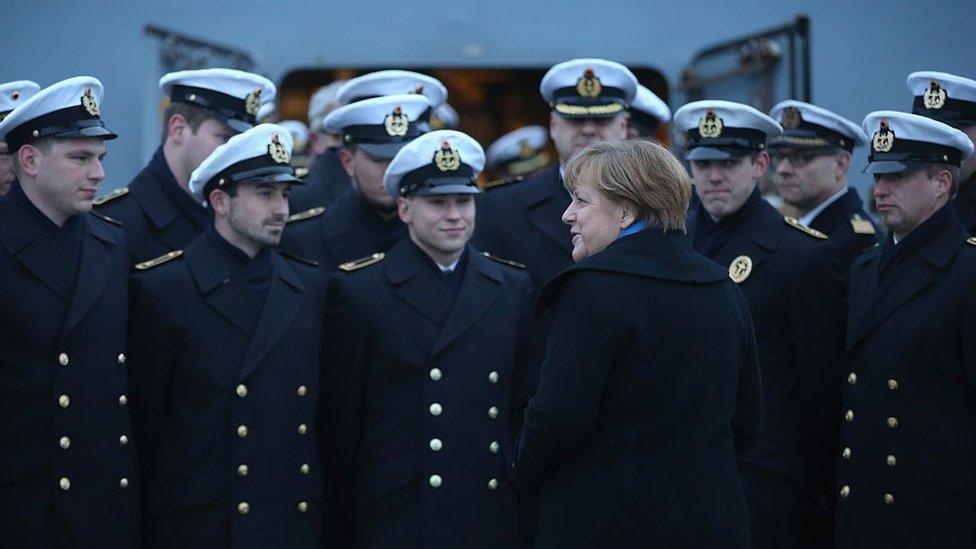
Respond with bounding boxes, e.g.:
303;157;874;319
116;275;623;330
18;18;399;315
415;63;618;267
517;139;761;548
484;125;550;182
306;80;345;164
626;84;671;140
278;119;310;169
429;101;459;130
0;80;40;197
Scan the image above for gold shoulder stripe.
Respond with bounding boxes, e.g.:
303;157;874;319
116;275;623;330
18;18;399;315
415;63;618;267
967;237;976;247
850;214;876;235
481;175;524;190
480;251;525;269
295;167;309;178
134;250;183;271
338;252;385;272
92;186;129;206
784;216;828;239
90;211;122;226
287;206;326;224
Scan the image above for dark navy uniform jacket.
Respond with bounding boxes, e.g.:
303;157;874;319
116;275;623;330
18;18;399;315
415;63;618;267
517;227;763;549
688;191;847;504
0;182;139;547
808;187;881;275
94;147;209;265
128;229;327;549
321;239;533;549
836;203;976;549
288;147;351;213
281;186;406;272
953;172;976;234
473;164;571;288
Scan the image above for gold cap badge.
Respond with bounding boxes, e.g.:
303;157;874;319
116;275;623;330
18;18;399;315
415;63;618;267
576;68;602;98
433;140;461;171
729;255;753;284
244;88;262;117
81;86;99;117
268;133;290;164
781;107;802;129
872;119;895;153
518;139;535;159
698;110;723;138
923;80;947;110
384;106;409;137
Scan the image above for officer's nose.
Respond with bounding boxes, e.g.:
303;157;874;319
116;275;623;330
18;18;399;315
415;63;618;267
90;159;106;183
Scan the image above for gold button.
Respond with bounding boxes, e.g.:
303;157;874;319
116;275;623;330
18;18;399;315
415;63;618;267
119;477;129;489
842;447;851;460
429;368;442;381
488;478;499;490
297;501;308;512
847;372;857;385
886;455;897;467
32;130;40;138
119;435;129;446
488;371;499;384
429;438;443;451
237;425;249;438
887;379;899;391
237;464;249;477
297;423;308;435
118;395;127;406
58;394;70;408
117;353;126;365
59;477;71;491
429;403;443;416
237;502;250;515
300;463;310;475
886;417;899;429
429;474;442;488
188;93;197;101
297;385;308;397
236;384;248;398
489;441;500;454
488;406;499;419
844;409;854;422
840;485;850;498
59;436;71;449
58;353;69;366
883;493;894;504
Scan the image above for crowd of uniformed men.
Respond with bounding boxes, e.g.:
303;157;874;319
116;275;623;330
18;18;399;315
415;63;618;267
0;54;974;549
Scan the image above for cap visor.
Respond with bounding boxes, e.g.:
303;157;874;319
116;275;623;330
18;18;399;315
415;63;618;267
684;147;753;161
57;126;118;141
863;160;932;174
358;141;410;159
239;173;304;186
412;184;482;196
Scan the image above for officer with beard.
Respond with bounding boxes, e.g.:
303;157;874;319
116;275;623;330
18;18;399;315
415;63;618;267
281;94;429;271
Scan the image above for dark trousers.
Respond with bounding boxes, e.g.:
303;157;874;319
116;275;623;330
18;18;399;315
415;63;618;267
740;463;800;549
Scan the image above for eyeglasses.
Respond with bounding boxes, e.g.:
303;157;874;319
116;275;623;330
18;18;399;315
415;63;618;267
769;151;832;167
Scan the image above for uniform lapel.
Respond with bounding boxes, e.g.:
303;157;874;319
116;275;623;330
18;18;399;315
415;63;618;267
130;170;201;251
0;201;71;299
61;215;114;338
321;191;387;263
712;200;783;277
430;249;504;357
385;241;451;326
524;166;572;254
239;253;306;381
186;236;260;337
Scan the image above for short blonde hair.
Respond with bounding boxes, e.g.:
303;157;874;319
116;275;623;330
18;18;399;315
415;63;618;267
564;139;692;233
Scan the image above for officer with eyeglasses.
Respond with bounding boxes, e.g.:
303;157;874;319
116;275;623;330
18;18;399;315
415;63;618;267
769;101;881;274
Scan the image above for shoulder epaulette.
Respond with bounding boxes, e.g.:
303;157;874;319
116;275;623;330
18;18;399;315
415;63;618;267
278;249;319;267
967;237;976;247
480;251;526;269
338;252;385;272
784;216;828;240
90;211;122;226
92;186;129;206
850;214;876;235
295;167;309;178
287;206;326;224
134;250;183;271
482;175;524;190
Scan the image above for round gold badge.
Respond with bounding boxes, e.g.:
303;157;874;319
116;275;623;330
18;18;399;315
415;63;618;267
729;255;753;284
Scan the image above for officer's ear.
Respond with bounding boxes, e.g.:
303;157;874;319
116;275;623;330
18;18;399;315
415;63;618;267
397;196;412;224
209;187;231;217
339;146;355;177
834;150;852;181
167;113;194;146
16;143;42;178
933;167;953;198
752;150;770;180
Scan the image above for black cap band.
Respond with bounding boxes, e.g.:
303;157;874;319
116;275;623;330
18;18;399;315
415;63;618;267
912;96;976;128
203;155;298;199
171;85;256;127
773;121;854;152
343;122;421;144
4;105;115;151
399;163;476;196
869;136;962;167
687;126;767;151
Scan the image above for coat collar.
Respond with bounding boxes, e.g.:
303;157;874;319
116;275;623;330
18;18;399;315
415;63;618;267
238;251;306;380
521;164;573;253
809;187;867;234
